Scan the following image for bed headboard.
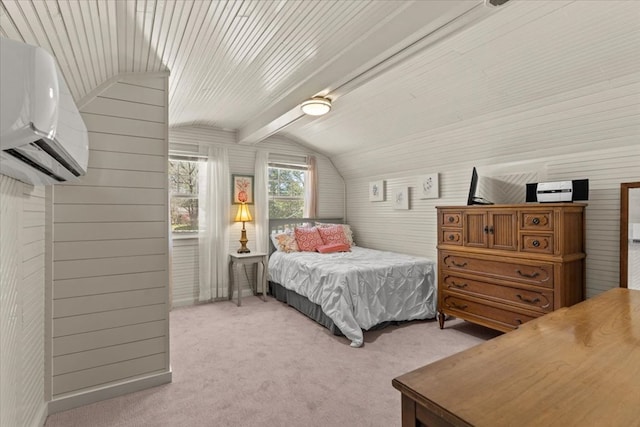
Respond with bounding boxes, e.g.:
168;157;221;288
269;218;344;254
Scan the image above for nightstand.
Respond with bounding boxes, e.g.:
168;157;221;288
228;252;268;307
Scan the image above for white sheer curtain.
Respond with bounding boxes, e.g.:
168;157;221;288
198;146;231;302
304;155;317;218
254;150;270;254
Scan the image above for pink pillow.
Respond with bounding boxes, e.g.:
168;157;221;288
294;226;324;252
317;225;350;246
317;243;350;254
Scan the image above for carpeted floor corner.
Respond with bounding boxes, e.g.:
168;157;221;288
45;296;500;427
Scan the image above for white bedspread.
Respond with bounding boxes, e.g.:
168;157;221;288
268;247;437;347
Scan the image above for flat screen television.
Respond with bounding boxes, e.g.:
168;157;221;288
467;167;493;205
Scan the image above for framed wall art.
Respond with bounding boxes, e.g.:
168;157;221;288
232;174;254;204
418;173;439;199
369;180;385;202
393;186;409;210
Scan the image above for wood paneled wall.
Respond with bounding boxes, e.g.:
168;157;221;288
0;176;47;427
169;126;345;307
332;73;640;298
48;74;171;411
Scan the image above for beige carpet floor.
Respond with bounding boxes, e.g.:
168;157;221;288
45;296;500;427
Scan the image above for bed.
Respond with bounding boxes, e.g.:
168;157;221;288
268;218;437;347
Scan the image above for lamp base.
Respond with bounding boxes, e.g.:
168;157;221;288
237;226;250;253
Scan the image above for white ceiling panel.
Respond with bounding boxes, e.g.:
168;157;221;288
1;0;637;158
284;0;640;156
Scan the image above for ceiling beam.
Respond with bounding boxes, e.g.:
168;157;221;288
236;0;508;145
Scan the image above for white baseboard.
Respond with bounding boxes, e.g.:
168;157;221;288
47;370;172;415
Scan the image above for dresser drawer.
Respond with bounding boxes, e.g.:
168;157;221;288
521;233;554;254
441;229;462;245
442;274;553;313
441;293;539;330
441;252;554;288
440;210;462;228
520;210;553;231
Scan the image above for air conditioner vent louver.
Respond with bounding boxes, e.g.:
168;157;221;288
32;139;82;177
3;148;65;182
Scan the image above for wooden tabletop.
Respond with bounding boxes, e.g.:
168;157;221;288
392;288;640;427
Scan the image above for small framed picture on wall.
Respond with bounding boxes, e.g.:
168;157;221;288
232;174;254;204
393;187;410;210
369;180;385;202
418;173;439;199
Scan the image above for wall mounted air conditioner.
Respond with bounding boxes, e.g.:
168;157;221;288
0;38;88;185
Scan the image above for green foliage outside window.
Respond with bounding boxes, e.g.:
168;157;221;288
169;159;200;232
269;166;305;218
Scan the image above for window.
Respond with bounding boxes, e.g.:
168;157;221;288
268;161;307;218
169;157;201;233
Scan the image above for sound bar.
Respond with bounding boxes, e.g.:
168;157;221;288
526;179;589;203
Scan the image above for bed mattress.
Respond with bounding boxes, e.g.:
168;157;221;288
268;247;437;347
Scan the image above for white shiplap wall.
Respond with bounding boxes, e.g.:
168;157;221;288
171;238;199;308
48;74;171;411
0;176;47;427
333;73;640;298
169;126;345;307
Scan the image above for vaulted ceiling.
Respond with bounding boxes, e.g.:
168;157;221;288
1;0;639;157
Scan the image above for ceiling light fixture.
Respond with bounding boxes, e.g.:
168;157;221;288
301;96;332;116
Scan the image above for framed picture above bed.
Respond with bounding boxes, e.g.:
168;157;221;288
393;187;410;210
369;180;385;202
232;174;254;204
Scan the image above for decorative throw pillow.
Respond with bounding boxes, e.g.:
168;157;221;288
317;243;350;254
317;224;350;246
294;226;324;252
315;222;356;246
270;231;299;253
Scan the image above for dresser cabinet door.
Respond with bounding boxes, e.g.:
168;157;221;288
488;211;518;251
463;211;488;247
463;210;517;251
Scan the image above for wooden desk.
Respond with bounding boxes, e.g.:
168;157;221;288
228;252;268;307
392;288;640;427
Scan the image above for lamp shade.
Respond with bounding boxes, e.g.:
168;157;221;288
234;203;252;222
301;97;332;116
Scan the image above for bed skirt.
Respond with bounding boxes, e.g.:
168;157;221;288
269;281;397;337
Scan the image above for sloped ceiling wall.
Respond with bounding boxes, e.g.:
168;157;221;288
285;0;640;165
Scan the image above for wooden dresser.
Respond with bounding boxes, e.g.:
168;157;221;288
436;203;586;332
393;288;640;427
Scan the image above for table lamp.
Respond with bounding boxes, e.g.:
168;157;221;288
234;202;252;253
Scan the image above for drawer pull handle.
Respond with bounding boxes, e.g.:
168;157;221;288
516;269;540;279
450;281;468;289
448;216;455;223
516;294;541;304
449;301;468;310
532;217;540;225
489;226;494;234
451;260;468;268
483;226;489;234
515;318;524;325
448;234;455;241
532;240;540;247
